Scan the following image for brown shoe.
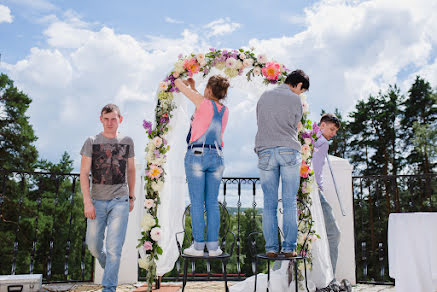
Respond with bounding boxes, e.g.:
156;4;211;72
282;251;298;258
266;251;278;258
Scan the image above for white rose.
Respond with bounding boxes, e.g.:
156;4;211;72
196;53;205;62
215;61;226;70
150;227;162;241
144;199;156;209
172;71;180;78
239;53;246;60
253;67;261;75
159;82;167;92
152;137;163;147
243;58;254;67
257;54;267;64
302;102;309;113
199;59;207;67
300;93;307;103
304;138;312;145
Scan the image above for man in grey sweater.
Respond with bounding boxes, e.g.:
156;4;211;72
255;69;309;257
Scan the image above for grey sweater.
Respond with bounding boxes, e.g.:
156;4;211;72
254;84;303;154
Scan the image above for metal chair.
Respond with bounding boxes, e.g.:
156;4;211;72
175;202;236;292
248;199;313;292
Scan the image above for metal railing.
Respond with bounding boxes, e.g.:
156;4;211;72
353;173;436;284
0;169;94;283
1;168;435;285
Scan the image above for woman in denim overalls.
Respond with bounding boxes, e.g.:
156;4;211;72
175;75;230;256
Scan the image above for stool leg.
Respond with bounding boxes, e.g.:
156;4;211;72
294;260;298;292
304;259;309;292
267;260;270;292
182;259;188;292
223;260;229;292
254;259;258;292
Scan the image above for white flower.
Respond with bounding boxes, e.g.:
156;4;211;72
304;138;312;145
215;61;226;70
297;122;303;132
235;60;243;70
225;57;237;68
150;227;162;241
144;199;156;209
257;54;267;64
239;53;246;60
159;82;168;92
224;68;239;78
279;64;284;72
152;137;163;147
138;258;150;269
196;53;205;63
141;213;156;231
243;58;254;67
174;60;185;74
151;180;164;192
253;67;261;75
300;93;307;103
302;101;309;113
199;59;207;67
172;71;180;78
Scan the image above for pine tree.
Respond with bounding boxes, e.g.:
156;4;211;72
401;76;437;173
0;73;38;170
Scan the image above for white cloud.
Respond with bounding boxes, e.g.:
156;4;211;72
2;0;437;177
204;17;241;36
249;0;437;118
2;17;206;170
165;17;183;24
6;0;56;11
0;4;13;23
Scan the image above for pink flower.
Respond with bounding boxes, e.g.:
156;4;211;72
184;58;200;76
143;241;153;251
147;164;163;179
257;54;267;64
225;57;237;68
300;161;311;178
262;62;281;81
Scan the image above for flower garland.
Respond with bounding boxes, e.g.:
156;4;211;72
140;48;317;290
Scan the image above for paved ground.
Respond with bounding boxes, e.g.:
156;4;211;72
43;281;396;291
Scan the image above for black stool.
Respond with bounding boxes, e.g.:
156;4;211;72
175;202;235;292
248;199;312;292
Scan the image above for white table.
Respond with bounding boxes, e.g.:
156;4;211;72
388;212;437;292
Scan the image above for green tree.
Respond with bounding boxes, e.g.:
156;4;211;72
0;73;38;170
401;76;437;173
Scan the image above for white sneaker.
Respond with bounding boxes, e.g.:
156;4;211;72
208;247;223;257
183;245;204;257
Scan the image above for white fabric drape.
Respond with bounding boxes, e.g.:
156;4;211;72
230;180;334;292
150;92;190;276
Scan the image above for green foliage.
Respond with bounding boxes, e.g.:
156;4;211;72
0;73;38;170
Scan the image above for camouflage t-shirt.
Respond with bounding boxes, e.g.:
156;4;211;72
80;133;135;200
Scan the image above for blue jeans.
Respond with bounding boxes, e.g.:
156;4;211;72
86;195;130;292
185;147;224;251
319;190;341;275
258;147;301;252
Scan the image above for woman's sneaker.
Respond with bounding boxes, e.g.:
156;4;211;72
208;247;223;257
183;245;204;256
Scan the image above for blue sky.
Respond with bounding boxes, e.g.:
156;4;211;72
1;0;437;176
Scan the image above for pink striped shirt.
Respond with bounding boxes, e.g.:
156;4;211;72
190;99;229;147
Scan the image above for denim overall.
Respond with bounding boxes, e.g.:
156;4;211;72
184;100;226;251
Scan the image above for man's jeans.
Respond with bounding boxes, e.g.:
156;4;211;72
86;195;130;292
258;147;301;253
319;190;341;275
185;147;224;251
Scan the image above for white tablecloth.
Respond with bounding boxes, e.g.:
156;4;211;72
388;212;437;292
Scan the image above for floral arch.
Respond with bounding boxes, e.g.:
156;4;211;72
139;48;319;290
